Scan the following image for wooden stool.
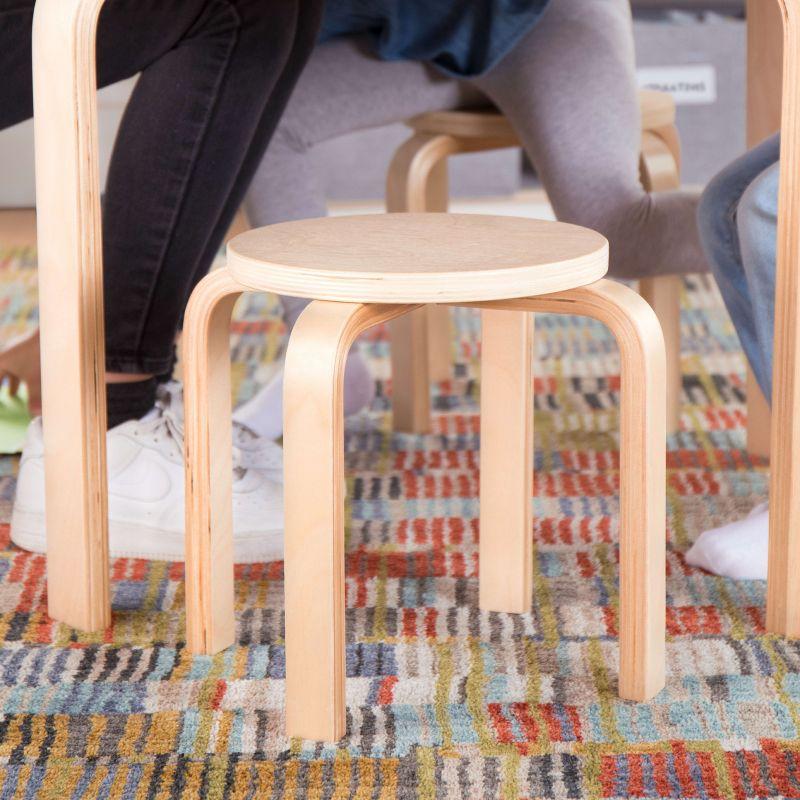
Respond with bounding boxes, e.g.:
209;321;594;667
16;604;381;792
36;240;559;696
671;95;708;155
182;212;666;742
386;90;684;436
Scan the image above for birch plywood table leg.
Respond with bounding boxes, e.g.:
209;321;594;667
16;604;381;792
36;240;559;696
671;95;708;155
386;133;455;433
766;0;800;637
32;0;111;631
284;300;420;742
477;281;666;700
183;271;245;656
479;309;534;614
639;126;684;435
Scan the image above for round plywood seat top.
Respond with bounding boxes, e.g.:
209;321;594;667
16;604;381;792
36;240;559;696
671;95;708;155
227;213;608;303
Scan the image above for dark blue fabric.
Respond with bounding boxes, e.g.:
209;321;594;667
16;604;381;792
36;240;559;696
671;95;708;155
320;0;552;77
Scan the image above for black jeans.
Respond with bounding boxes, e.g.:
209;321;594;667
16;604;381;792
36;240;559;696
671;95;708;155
1;0;322;375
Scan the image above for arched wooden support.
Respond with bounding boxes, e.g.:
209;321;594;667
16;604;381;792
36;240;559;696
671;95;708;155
182;270;245;656
766;0;800;637
32;0;111;632
476;281;666;702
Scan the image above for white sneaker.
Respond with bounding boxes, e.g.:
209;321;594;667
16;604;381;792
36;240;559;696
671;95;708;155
10;413;284;563
233;348;375;441
685;502;769;580
156;381;283;481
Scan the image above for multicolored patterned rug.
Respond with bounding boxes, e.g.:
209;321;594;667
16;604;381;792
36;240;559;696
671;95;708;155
0;245;794;799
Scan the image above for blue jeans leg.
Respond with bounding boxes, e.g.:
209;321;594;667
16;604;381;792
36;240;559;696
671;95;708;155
737;159;780;402
697;134;780;402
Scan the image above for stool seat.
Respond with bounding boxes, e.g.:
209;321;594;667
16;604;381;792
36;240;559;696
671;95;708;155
227;213;608;303
406;89;675;143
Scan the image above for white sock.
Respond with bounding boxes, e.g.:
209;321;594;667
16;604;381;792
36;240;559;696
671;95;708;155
685;502;769;580
233;348;375;440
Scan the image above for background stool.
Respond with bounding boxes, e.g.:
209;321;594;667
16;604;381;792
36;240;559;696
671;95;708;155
387;90;685;436
182;213;667;742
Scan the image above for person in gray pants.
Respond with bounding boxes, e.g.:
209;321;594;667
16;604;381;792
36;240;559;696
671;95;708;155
235;0;708;438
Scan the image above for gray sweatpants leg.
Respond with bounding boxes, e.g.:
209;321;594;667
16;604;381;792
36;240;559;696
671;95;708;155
244;38;486;326
246;0;707;326
473;0;706;279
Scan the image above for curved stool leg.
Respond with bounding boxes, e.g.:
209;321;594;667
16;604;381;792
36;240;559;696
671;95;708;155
479;281;666;701
390;309;431;433
284;301;419;742
767;0;800;637
33;0;110;631
182;270;244;656
387;133;455;432
746;367;772;458
638;275;681;435
479;309;534;613
640;127;683;435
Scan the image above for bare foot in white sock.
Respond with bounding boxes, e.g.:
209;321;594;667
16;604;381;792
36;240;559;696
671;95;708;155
0;329;41;414
233;348;375;440
685;502;768;580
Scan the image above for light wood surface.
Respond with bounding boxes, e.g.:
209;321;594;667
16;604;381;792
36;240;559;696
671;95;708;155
182;270;244;655
748;0;784;146
32;0;111;632
0;209;37;251
284;301;420;742
471;281;666;701
746;367;772;457
228;214;609;303
479;309;534;613
639;127;684;435
386;135;453;433
745;0;782;458
426;305;453;382
408;90;675;144
767;0;800;638
389;308;431;433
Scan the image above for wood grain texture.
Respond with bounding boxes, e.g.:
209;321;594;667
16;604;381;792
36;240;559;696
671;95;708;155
228;214;608;303
479;309;534;614
283;301;420;742
389;309;431;434
407;90;675;143
746;367;772;458
32;0;111;632
639;127;683;436
426;305;453;382
386;136;452;433
469;282;667;701
745;0;781;458
766;0;800;637
0;209;37;250
182;270;244;655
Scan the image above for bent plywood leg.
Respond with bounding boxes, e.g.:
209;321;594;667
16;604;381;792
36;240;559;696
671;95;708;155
479;309;533;613
477;282;666;700
182;270;244;655
427;305;453;383
390;310;431;434
746;368;772;458
766;0;800;638
32;0;110;631
640;127;683;435
639;276;681;434
387;134;453;431
284;301;418;742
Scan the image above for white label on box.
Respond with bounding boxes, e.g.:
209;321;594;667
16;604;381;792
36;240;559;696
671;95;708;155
636;65;717;106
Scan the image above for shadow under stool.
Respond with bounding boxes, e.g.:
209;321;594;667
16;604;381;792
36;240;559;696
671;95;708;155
181;212;666;743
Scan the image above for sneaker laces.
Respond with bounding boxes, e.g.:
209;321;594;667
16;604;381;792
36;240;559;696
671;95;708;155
156;380;283;471
130;407;186;462
134;405;248;476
